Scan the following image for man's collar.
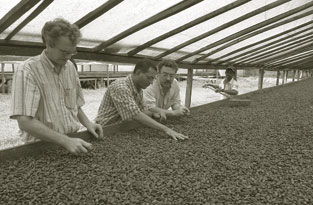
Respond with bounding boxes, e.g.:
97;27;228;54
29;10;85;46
41;50;67;73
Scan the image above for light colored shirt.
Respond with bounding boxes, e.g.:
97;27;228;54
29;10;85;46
95;75;147;126
219;78;238;99
10;50;85;142
143;78;181;110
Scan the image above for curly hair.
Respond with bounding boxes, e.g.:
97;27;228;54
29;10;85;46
133;59;157;74
157;59;178;73
41;18;81;47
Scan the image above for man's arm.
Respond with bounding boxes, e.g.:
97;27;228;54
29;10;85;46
77;107;103;138
16;116;92;154
132;112;188;141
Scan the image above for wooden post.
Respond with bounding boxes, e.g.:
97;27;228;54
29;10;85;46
292;70;296;82
258;68;264;90
285;70;289;83
185;68;193;108
1;63;5;94
89;65;92;72
276;70;280;86
297;70;300;81
282;70;286;85
81;65;84;72
106;65;110;87
12;64;15;72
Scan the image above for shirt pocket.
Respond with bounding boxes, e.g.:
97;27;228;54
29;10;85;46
64;87;76;110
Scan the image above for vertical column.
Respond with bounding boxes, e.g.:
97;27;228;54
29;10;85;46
282;70;286;85
106;64;110;87
276;70;280;86
1;63;5;94
185;68;193;108
258;68;264;90
292;70;296;82
297;70;300;81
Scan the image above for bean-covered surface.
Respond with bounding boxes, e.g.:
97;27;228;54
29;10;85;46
1;79;313;204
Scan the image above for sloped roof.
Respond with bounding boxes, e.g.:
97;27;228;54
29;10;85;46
0;0;312;70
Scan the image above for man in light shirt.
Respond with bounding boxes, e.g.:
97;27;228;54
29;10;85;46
143;60;189;121
203;67;238;99
10;18;103;155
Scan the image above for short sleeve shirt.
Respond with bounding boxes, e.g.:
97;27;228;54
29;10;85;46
219;78;239;99
143;77;181;110
95;75;147;126
10;50;85;142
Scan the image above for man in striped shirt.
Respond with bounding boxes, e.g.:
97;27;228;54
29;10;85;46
10;18;103;155
95;59;188;141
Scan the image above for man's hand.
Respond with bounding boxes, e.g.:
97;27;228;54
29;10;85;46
63;137;93;155
152;110;167;121
86;122;104;139
180;106;190;115
165;128;189;141
215;88;224;93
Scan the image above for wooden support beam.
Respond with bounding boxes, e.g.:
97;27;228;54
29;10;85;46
297;70;300;81
74;0;123;29
155;0;290;60
282;70;286;85
292;70;296;82
127;0;251;56
268;50;313;67
258;69;264;90
210;21;313;64
195;9;313;64
239;36;313;64
1;63;5;94
94;0;204;51
185;69;193;108
276;71;280;86
0;0;40;34
5;0;53;40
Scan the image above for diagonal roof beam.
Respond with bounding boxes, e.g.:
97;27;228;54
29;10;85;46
231;30;313;64
127;0;251;56
270;52;313;68
5;0;53;40
0;0;41;34
74;0;123;29
253;42;313;65
267;50;313;66
212;20;313;65
93;0;204;52
194;10;313;63
175;0;313;62
240;36;313;64
154;0;291;60
273;56;313;70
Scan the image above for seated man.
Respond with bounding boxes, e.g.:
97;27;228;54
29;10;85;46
10;18;103;155
203;67;238;99
95;59;188;141
143;60;189;121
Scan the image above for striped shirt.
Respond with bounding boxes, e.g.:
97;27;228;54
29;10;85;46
10;50;85;142
95;75;147;126
143;77;181;110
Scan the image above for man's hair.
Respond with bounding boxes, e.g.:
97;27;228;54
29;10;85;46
41;18;81;47
133;59;157;74
157;59;178;73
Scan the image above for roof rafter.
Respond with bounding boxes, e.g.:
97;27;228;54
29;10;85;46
127;0;251;56
270;52;313;68
194;10;313;63
267;50;313;66
5;0;53;40
154;0;291;60
93;0;204;52
212;20;313;65
0;0;41;34
74;0;123;29
175;0;313;63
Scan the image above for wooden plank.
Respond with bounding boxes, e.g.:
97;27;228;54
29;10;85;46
0;0;40;34
292;70;296;82
213;27;313;65
127;0;251;56
195;11;313;64
5;0;53;40
238;35;313;64
1;63;5;94
155;0;291;60
185;68;193;108
175;0;313;63
74;0;123;28
93;0;204;51
258;69;264;90
267;50;313;67
282;70;286;84
209;21;313;64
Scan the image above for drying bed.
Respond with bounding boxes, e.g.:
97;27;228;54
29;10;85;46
1;79;313;204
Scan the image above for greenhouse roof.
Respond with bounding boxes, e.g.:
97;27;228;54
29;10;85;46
0;0;312;70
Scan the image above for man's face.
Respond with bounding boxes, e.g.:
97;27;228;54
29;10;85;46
138;67;157;89
225;70;235;81
158;66;176;88
47;36;77;66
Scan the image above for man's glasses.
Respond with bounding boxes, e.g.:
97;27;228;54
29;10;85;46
55;47;77;57
160;72;176;79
